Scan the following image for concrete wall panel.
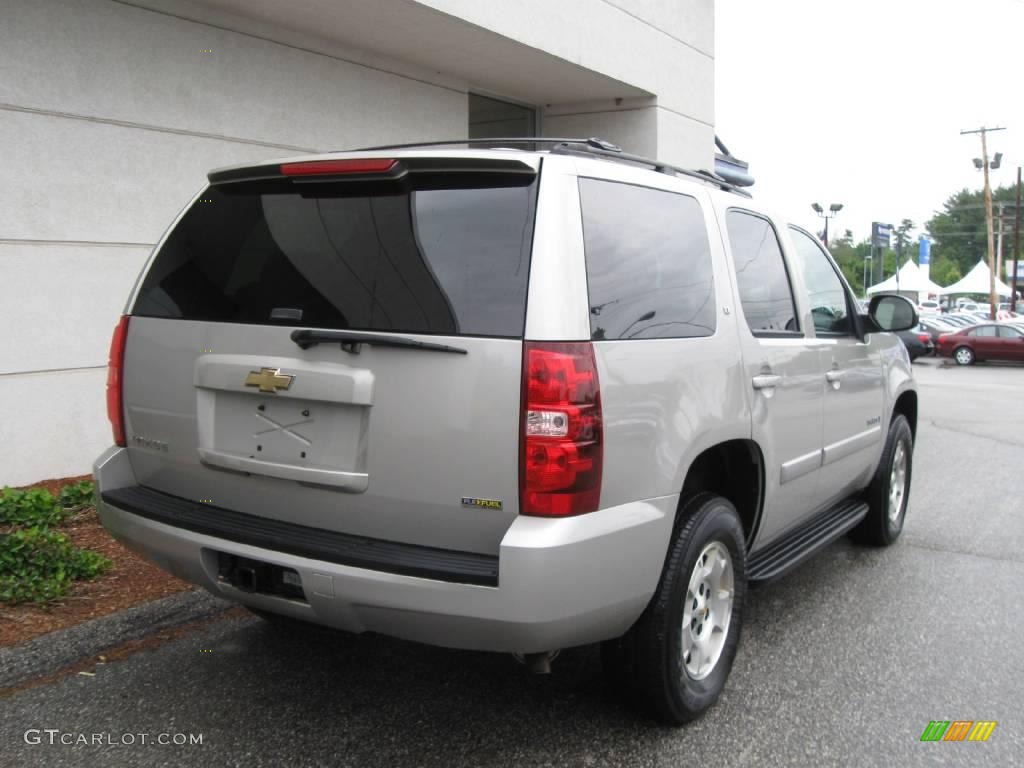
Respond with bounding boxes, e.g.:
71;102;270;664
656;106;715;171
1;0;467;152
0;369;109;487
604;0;714;56
418;0;713;125
542;105;658;159
0;243;149;376
0;109;275;244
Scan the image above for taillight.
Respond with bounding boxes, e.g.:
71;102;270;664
520;342;602;516
279;158;397;176
106;315;129;447
918;334;930;343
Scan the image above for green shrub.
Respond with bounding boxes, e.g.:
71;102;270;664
0;526;111;604
0;480;95;527
58;480;96;512
0;487;68;527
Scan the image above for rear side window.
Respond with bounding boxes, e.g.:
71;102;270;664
726;210;799;335
133;177;538;338
970;325;997;337
579;178;715;340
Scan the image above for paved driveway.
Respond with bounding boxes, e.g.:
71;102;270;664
2;358;1022;767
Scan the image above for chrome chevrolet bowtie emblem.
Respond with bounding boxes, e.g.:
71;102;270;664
244;367;294;394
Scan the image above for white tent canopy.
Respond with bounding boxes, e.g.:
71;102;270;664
866;259;942;296
938;259;1013;296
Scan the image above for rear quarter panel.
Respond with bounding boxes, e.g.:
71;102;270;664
557;162;751;509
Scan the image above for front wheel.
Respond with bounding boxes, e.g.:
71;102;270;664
853;414;913;546
953;346;975;365
601;493;747;724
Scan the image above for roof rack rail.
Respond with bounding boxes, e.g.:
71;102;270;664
351;137;619;152
344;136;752;197
547;140;751;197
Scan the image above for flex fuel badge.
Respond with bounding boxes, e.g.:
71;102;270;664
461;497;503;510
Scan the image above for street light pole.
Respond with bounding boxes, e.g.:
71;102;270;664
811;202;844;248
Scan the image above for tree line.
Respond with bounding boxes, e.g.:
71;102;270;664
827;183;1020;296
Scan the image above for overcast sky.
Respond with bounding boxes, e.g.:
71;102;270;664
715;0;1024;251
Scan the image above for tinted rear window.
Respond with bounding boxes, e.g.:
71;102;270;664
579;178;715;340
133;176;538;337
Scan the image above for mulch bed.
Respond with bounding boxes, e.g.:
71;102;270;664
0;475;192;648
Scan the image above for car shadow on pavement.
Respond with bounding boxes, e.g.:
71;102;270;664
146;536;887;760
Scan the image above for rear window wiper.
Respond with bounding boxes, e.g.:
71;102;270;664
290;329;468;355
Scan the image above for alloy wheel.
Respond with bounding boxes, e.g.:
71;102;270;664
888;441;908;525
681;541;734;681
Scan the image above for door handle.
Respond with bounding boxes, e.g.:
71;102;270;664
752;374;781;390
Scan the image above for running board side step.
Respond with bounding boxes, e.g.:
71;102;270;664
747;498;868;583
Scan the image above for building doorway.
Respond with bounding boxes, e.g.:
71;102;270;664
468;93;537;138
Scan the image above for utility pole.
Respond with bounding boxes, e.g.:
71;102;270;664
961;126;1005;320
1014;166;1022;311
996;203;1004;279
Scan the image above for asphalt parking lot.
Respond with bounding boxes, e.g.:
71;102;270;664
2;358;1022;767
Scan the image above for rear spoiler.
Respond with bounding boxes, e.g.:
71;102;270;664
208;156;538;186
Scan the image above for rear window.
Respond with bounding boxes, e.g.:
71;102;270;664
579;178;715;340
133;175;538;337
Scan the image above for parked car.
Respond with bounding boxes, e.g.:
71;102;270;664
93;139;919;725
936;323;1024;365
938;314;972;328
896;325;934;361
955;300;990;314
917;300;940;314
918;318;959;346
960;311;993;324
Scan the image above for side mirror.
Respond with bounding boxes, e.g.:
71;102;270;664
868;294;918;332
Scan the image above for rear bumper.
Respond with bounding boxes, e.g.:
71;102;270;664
93;447;676;653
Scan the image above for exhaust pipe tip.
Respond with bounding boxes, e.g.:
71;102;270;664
514;650;560;675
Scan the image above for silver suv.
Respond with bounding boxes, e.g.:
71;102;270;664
94;139;918;724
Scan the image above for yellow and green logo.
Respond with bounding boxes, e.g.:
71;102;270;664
920;720;997;742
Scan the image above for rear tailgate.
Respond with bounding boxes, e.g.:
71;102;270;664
121;154;539;556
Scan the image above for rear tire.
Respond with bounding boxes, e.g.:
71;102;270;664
601;493;746;724
953;346;975;365
853;414;913;546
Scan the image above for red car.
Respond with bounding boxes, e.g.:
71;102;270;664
936;323;1024;365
